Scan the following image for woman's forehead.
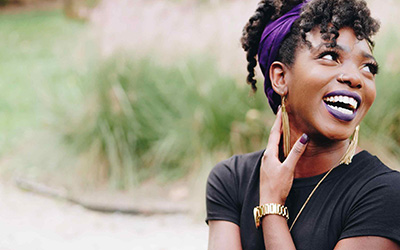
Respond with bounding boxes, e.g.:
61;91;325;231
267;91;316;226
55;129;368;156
305;27;372;55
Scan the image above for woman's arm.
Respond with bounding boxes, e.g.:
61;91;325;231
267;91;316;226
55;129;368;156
208;220;242;250
258;108;308;249
334;236;400;250
261;215;296;249
207;109;305;250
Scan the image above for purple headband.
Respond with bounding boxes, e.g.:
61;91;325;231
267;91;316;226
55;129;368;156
258;1;308;113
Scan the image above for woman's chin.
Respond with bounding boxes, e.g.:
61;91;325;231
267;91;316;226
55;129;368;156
309;129;353;144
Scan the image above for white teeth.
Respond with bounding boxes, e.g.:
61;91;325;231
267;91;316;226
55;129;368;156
327;104;354;115
323;95;358;110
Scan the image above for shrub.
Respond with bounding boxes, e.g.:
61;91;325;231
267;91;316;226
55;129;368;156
62;53;270;188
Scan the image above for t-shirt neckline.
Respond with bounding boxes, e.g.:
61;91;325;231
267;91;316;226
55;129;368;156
291;150;369;188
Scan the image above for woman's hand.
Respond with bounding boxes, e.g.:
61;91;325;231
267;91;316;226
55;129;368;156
260;108;309;205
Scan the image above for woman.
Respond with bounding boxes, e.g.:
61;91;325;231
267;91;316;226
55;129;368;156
205;0;400;249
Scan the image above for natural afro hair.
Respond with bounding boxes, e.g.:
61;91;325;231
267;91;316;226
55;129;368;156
241;0;380;92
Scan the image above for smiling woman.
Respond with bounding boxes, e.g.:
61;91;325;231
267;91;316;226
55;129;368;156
281;27;377;143
205;0;400;250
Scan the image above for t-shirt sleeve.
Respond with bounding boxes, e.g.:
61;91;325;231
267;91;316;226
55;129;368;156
339;171;400;244
205;157;240;226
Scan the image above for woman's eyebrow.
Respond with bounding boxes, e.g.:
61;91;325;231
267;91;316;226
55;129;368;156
312;43;377;62
362;51;377;63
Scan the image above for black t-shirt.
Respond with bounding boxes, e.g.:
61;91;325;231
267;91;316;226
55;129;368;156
206;150;400;250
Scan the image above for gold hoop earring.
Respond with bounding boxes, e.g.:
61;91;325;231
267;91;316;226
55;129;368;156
281;96;290;158
339;125;360;165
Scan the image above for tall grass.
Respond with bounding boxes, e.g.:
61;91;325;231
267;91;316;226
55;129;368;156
362;26;400;158
61;45;400;188
60;21;400;187
61;53;271;188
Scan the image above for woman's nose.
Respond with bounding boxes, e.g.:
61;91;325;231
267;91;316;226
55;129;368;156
337;72;363;89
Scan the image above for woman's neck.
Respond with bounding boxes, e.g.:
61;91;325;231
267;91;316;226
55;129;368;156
287;129;351;179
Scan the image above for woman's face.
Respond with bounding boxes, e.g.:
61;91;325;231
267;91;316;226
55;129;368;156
284;27;378;141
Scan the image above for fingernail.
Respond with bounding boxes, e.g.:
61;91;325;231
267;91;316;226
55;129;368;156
277;105;282;111
300;133;309;144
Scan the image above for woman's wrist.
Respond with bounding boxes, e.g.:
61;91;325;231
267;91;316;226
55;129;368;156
259;192;286;205
254;203;289;228
260;198;286;205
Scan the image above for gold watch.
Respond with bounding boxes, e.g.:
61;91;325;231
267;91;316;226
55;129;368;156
253;203;289;228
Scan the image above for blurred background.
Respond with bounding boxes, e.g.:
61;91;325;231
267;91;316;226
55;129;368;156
0;0;399;249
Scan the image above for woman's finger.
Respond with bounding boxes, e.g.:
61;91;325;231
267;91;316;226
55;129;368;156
283;133;309;170
265;108;283;157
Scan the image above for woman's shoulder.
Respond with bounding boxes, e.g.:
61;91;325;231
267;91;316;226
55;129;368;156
206;150;264;224
352;150;399;176
339;152;400;243
350;150;400;196
208;150;264;180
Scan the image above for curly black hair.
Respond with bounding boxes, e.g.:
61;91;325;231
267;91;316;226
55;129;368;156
241;0;380;92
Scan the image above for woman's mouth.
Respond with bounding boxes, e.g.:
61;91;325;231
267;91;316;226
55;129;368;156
322;91;361;122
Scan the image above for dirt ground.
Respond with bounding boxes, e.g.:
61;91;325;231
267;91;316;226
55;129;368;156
0;183;208;250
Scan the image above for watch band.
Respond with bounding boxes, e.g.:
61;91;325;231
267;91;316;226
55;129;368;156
253;203;289;228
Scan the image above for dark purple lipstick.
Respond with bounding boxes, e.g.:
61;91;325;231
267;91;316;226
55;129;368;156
323;90;361;122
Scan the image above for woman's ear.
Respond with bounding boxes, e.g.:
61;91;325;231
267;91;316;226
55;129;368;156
269;61;288;96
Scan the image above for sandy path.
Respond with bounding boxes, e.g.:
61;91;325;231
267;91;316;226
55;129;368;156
0;184;208;250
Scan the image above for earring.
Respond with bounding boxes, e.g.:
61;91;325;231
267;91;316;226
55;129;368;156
339;125;360;165
281;95;291;158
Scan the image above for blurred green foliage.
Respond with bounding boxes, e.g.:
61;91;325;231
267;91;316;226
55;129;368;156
0;10;86;155
61;54;270;188
362;26;400;155
1;9;399;188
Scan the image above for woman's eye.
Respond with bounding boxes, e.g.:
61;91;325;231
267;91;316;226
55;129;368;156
362;65;371;73
361;63;378;75
322;54;334;61
318;51;339;62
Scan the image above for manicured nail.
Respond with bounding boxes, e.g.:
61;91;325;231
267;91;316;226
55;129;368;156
300;133;309;144
278;105;282;111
